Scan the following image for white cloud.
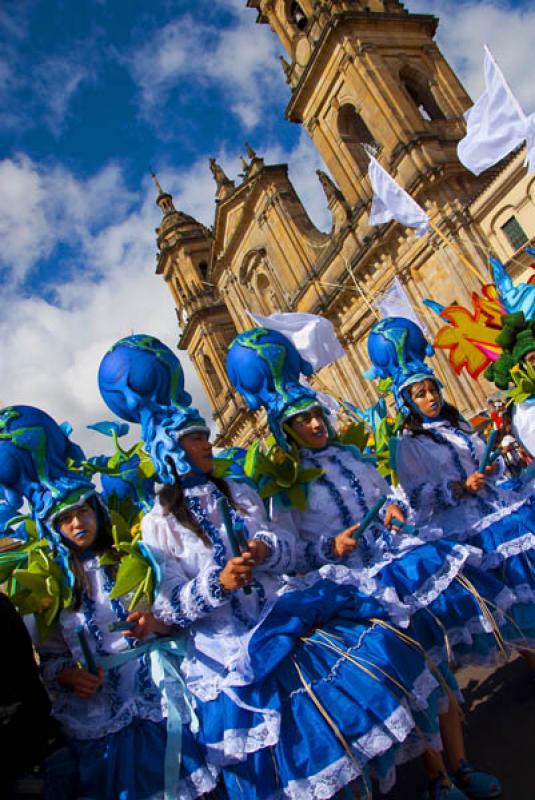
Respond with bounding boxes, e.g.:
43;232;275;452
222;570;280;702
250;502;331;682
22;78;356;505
35;57;94;135
127;11;286;129
406;0;535;112
0;5;97;135
0;130;331;458
0;157;214;457
0;156;55;277
0;156;138;283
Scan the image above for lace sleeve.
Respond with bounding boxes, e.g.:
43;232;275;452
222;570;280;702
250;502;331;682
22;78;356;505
395;435;460;522
229;481;299;574
142;511;231;628
36;622;75;695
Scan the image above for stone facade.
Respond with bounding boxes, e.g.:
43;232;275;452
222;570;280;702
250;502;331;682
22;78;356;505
154;0;535;447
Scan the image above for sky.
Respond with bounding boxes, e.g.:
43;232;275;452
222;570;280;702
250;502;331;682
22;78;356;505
1;0;534;457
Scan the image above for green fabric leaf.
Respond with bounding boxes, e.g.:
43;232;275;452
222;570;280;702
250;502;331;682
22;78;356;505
296;467;324;484
110;555;148;599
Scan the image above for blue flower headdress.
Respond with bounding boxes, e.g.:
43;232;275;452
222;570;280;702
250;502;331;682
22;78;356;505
226;327;332;450
0;405;98;595
98;334;208;482
0;405;95;527
366;317;440;416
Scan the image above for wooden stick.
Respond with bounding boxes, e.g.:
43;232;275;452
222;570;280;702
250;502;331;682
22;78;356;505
429;220;487;285
345;259;381;319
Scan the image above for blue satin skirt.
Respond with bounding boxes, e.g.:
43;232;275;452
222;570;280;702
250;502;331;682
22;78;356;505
67;717;212;800
196;580;444;799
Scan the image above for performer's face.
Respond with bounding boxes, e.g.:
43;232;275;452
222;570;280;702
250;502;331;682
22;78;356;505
409;379;442;418
181;431;213;473
524;350;535;369
56;502;98;551
288;406;329;448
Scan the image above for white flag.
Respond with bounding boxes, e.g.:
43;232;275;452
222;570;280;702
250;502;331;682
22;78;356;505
368;155;430;237
457;46;535;176
248;311;345;370
375;278;428;333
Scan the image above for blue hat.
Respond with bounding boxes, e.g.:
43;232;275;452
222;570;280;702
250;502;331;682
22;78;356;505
227;327;329;449
98;335;208;482
366;317;440;416
0;405;95;525
0;405;99;594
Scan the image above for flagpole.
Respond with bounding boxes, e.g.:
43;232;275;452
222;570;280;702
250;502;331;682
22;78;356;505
345;259;381;319
429;220;488;285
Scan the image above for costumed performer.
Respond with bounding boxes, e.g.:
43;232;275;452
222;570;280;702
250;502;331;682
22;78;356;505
227;326;506;800
368;317;535;663
0;404;217;800
98;334;450;800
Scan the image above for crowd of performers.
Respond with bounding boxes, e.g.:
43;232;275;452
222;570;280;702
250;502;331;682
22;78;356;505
1;310;534;800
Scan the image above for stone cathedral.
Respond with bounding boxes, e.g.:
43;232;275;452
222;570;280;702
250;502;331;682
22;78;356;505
153;0;535;447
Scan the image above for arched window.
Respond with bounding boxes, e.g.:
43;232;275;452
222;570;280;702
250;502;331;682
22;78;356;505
287;1;308;31
198;260;209;282
400;66;445;122
202;354;222;395
337;104;377;173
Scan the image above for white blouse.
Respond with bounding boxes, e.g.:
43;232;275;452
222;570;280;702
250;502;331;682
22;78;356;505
272;444;410;571
38;556;167;741
142;480;297;704
395;420;514;536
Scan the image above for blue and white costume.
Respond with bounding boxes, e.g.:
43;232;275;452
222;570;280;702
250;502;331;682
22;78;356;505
143;476;444;798
365;316;535;658
38;554;217;800
0;405;215;800
226;326;519;675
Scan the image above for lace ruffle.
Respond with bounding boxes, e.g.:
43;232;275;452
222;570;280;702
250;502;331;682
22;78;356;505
57;701;165;741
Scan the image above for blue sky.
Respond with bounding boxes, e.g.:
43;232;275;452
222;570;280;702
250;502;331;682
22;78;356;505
0;0;534;454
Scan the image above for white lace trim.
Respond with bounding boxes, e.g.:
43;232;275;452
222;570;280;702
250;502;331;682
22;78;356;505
56;703;165;740
177;763;219;800
495;531;535;560
284;752;360;800
409;666;441;712
204;717;281;765
472;497;531;533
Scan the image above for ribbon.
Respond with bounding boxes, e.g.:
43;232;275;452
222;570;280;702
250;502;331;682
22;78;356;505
99;635;196;800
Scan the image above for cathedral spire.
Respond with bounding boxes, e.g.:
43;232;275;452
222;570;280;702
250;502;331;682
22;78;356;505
209;158;236;201
151;172;176;217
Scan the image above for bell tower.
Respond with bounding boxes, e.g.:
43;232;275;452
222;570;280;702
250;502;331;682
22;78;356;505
248;0;476;208
153;176;239;437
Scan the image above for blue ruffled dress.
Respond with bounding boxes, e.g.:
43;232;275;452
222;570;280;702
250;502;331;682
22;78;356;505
37;556;217;800
395;419;535;659
273;443;527;674
143;480;446;798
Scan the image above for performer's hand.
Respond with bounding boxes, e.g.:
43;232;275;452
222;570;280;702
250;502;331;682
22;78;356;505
58;665;104;698
125;611;174;639
220;556;254;591
384;504;405;530
333;526;360;558
484;464;497;475
245;539;269;566
465;472;486;492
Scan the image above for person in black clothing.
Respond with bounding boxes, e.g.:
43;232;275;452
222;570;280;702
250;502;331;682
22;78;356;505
0;591;56;796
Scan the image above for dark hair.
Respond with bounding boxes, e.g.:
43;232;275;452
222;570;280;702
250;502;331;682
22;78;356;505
67;495;117;609
159;460;236;548
401;401;469;444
